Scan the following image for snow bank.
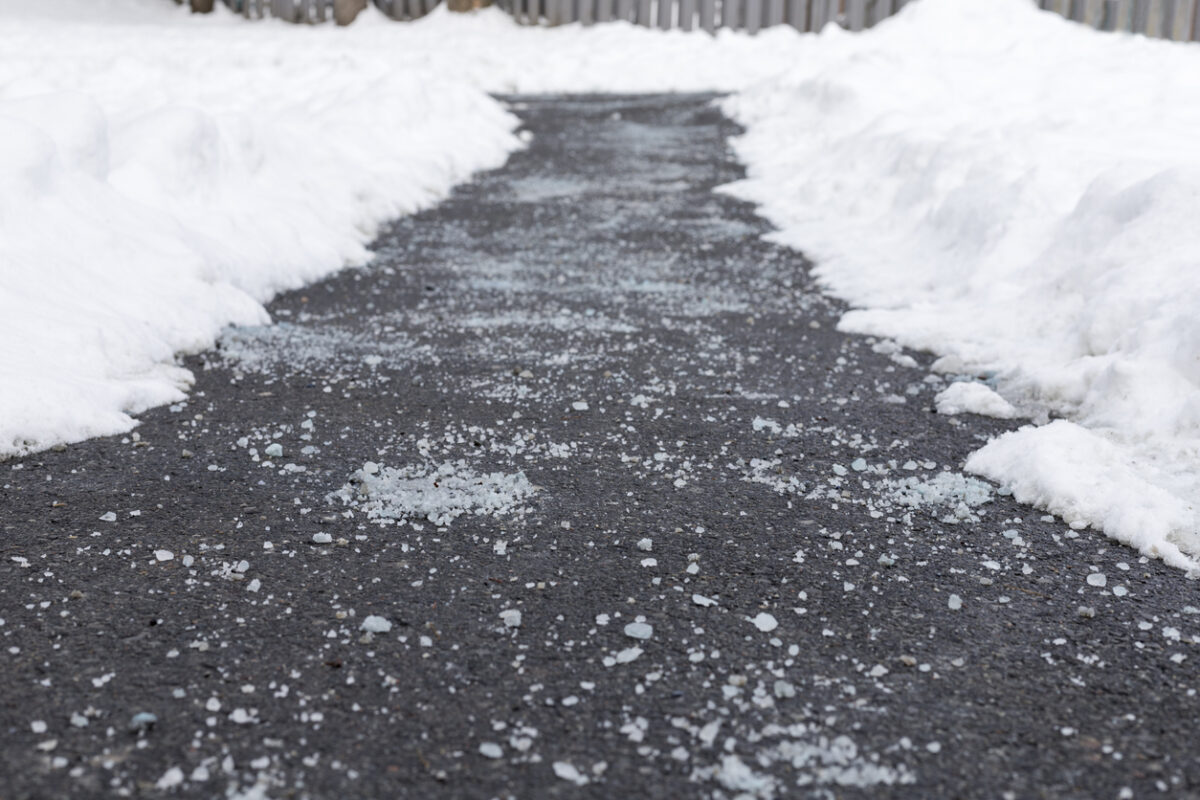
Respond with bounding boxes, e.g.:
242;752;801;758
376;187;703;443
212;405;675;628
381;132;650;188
0;1;802;457
724;0;1200;567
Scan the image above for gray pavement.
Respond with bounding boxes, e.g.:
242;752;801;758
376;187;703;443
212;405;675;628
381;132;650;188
2;94;1198;799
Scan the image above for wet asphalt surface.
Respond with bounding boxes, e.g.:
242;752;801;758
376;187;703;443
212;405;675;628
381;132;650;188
3;94;1200;799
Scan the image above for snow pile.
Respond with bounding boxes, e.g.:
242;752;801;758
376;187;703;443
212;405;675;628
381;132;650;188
724;0;1200;567
0;1;803;458
330;460;536;526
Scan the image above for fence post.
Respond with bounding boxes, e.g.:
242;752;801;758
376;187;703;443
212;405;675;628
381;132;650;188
636;0;652;24
699;0;716;30
846;0;865;29
1193;0;1200;39
1131;0;1149;31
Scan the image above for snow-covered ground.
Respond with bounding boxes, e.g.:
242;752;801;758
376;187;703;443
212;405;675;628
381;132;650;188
3;0;1200;569
724;0;1200;569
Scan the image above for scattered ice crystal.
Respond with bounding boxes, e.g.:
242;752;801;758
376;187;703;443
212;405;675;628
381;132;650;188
500;609;522;628
360;616;392;634
479;742;503;759
624;622;653;640
750;613;778;633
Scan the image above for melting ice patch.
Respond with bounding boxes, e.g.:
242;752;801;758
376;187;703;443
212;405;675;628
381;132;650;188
330;460;536;527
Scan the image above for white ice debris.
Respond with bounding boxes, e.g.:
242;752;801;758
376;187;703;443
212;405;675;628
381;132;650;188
750;613;778;633
935;382;1018;420
948;594;963;611
637;538;653;552
624;622;653;640
614;647;643;664
311;533;333;545
264;443;283;458
725;0;1200;569
479;742;503;759
360;615;392;634
692;594;718;608
885;472;995;524
552;761;589;786
330;461;536;527
153;550;174;562
156;767;184;790
500;609;523;629
98;512;116;523
1086;573;1107;588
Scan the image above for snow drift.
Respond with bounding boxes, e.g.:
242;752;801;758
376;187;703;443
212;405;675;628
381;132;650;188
724;0;1200;567
0;1;799;456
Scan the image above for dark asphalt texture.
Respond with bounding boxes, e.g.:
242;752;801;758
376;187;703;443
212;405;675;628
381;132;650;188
2;94;1199;800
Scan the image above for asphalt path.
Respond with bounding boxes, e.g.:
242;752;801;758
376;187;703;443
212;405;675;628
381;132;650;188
2;94;1199;799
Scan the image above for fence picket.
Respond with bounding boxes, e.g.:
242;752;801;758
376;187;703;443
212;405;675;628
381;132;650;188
722;0;740;29
785;0;805;29
766;0;783;26
637;0;652;24
1131;0;1149;31
1193;0;1200;39
699;0;716;30
1162;0;1178;37
874;0;894;25
745;0;762;31
596;0;613;20
809;0;825;28
658;0;674;28
680;0;696;28
846;0;865;29
617;0;633;20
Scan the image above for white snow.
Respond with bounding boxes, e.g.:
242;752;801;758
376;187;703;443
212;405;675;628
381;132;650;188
0;1;801;458
935;382;1018;420
724;0;1200;568
499;609;522;628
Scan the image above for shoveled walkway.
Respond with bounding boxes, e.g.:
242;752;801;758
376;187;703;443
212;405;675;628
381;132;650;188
2;94;1198;799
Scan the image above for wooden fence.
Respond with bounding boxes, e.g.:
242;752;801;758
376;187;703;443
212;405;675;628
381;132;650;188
216;0;439;20
502;0;1200;40
193;0;1200;38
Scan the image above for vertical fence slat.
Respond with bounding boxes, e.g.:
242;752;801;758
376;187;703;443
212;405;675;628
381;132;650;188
874;0;893;25
679;0;696;28
579;0;594;23
1193;0;1200;38
846;0;865;29
596;0;613;20
809;0;826;29
766;0;784;26
745;0;762;31
658;0;674;27
1162;0;1178;37
1131;0;1149;30
722;0;740;28
786;0;805;29
699;0;716;30
616;0;633;20
637;0;652;24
